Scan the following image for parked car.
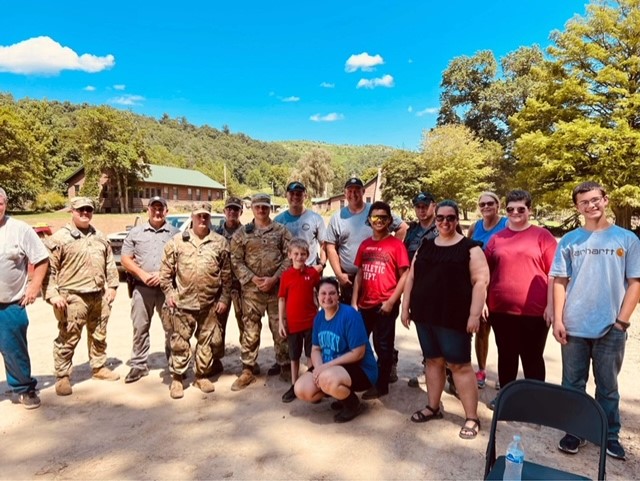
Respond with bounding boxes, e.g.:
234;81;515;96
108;213;225;274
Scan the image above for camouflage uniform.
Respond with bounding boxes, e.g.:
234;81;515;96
214;222;244;346
230;221;292;370
43;224;119;378
159;229;231;378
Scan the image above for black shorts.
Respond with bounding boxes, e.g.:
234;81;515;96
287;329;312;361
342;363;373;392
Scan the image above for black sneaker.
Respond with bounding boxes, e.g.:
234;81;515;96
487;397;497;411
281;385;296;403
19;391;41;410
362;386;388;400
267;363;281;376
558;434;586;454
606;440;626;460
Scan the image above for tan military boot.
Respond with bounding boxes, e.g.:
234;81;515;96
194;377;215;393
55;376;72;396
170;374;184;399
92;366;120;381
231;368;256;391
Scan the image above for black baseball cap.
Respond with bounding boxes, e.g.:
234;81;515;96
148;196;168;208
413;192;435;206
344;177;364;189
286;181;306;192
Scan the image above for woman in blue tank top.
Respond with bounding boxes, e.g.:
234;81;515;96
466;191;508;390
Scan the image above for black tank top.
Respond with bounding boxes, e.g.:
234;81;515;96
410;237;481;332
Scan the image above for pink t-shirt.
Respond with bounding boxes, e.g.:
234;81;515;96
485;225;557;316
354;236;410;309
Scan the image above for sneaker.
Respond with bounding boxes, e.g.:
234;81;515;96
55;376;72;396
389;363;398;383
282;385;296;403
444;370;458;398
408;373;426;388
606;440;626;460
487;397;497;411
124;367;149;384
19;391;41;410
170;375;184;399
476;370;486;389
558;434;586;454
194;377;215;393
92;366;120;381
231;368;256;391
267;363;281;376
362;386;388;400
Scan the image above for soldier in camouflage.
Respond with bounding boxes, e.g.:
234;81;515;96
43;197;120;396
230;193;292;391
159;202;232;399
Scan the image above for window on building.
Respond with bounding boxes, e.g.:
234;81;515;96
145;188;150;199
173;187;178;200
208;189;212;201
340;200;345;208
196;188;201;201
74;184;80;195
163;186;169;195
188;188;192;200
366;197;372;203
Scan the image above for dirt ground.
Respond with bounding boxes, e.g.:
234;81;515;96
2;214;639;480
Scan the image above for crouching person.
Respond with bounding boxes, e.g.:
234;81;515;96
294;277;378;423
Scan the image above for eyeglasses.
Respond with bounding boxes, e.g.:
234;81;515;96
435;214;457;223
506;206;527;214
369;215;390;223
577;196;604;208
75;207;94;214
478;201;496;208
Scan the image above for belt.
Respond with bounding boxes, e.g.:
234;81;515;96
0;300;21;307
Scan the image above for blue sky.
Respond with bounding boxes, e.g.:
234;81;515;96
1;1;590;150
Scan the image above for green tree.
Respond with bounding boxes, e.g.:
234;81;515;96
420;125;498;219
512;0;640;227
292;148;334;197
381;150;422;217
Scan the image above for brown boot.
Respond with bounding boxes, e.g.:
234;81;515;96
92;366;120;381
170;374;184;399
231;368;256;391
55;376;72;396
194;377;215;393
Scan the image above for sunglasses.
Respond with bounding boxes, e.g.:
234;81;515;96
369;215;390;223
225;206;241;212
75;207;94;213
435;214;457;223
478;201;496;208
506;206;527;214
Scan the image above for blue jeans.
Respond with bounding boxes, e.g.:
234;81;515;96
0;303;37;394
561;326;626;440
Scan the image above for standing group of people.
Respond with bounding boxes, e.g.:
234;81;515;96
0;179;636;460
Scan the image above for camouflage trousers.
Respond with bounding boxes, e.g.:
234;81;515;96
217;288;244;350
168;304;222;377
240;286;289;369
53;291;111;378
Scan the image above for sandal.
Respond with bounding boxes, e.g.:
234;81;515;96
459;418;480;440
410;405;443;423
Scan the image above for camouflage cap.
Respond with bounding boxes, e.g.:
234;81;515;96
251;193;271;207
225;196;243;209
70;197;95;210
192;202;212;215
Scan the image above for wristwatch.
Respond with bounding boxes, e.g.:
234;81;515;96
615;319;630;331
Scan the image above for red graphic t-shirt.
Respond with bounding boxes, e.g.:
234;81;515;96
277;265;320;333
354;236;410;309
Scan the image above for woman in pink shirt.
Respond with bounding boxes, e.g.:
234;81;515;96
484;190;557;409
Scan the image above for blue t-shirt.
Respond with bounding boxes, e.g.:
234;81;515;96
312;304;378;384
274;209;326;265
550;225;640;338
471;217;508;250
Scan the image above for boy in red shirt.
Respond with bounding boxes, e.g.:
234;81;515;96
353;201;410;399
278;238;320;402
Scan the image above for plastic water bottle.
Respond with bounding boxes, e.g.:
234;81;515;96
503;435;524;481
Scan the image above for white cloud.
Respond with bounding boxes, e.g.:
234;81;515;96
345;52;384;72
0;36;114;75
84;85;96;91
407;105;413;113
356;74;395;89
110;94;145;106
282;96;300;102
310;112;344;122
113;84;126;90
320;81;335;88
416;107;439;117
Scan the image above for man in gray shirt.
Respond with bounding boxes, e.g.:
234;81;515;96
121;196;179;383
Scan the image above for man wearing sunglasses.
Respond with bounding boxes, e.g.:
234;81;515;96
43;197;120;396
120;196;179;384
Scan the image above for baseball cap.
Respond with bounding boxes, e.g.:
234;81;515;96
413;192;435;206
286;181;306;192
70;197;95;210
344;177;364;189
251;193;271;207
192;202;212;215
148;196;168;208
225;197;243;209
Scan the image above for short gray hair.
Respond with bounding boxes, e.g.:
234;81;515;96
0;188;7;200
